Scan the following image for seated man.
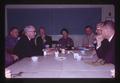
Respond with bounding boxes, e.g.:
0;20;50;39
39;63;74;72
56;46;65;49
95;20;115;65
93;22;104;49
59;28;74;49
35;27;52;51
82;25;96;48
86;20;115;65
5;27;19;67
13;25;41;59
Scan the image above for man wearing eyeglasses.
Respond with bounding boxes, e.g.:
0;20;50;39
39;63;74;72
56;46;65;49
13;25;40;59
85;20;116;66
94;20;115;65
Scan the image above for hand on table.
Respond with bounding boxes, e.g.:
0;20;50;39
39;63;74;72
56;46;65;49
11;54;19;61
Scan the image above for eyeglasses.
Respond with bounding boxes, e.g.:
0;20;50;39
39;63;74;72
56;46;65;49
28;31;36;33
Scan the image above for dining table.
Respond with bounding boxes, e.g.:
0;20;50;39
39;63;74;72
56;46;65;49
6;48;115;78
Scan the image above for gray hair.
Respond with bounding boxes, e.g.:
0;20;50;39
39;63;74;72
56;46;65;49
24;25;35;33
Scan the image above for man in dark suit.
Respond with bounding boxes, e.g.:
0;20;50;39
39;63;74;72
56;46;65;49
95;20;115;65
13;25;41;59
35;27;52;51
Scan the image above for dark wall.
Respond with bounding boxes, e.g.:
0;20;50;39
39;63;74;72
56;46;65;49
7;8;101;35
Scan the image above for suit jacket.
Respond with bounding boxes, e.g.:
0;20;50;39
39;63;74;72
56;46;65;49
36;35;52;49
96;34;115;64
13;35;41;59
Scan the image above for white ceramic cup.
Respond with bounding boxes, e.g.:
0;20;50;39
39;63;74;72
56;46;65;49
31;56;39;62
43;50;47;56
55;51;59;57
73;53;79;59
67;51;70;54
61;49;65;54
77;55;82;61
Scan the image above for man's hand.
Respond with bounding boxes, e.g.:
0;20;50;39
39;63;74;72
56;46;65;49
95;35;104;49
11;54;19;61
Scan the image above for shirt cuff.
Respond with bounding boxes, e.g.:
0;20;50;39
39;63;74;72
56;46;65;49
96;43;101;49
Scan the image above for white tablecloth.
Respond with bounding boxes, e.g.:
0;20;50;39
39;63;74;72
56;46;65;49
6;50;115;78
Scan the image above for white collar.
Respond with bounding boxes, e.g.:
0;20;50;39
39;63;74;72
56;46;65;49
27;36;31;41
108;34;114;42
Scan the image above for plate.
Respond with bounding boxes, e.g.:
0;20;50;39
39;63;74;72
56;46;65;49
55;57;66;61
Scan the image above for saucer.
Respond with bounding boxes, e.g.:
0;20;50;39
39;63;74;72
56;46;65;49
55;57;66;61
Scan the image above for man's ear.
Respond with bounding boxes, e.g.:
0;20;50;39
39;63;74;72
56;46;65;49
10;31;13;35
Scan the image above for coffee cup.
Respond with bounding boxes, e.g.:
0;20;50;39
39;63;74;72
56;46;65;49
80;50;85;55
31;56;39;62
